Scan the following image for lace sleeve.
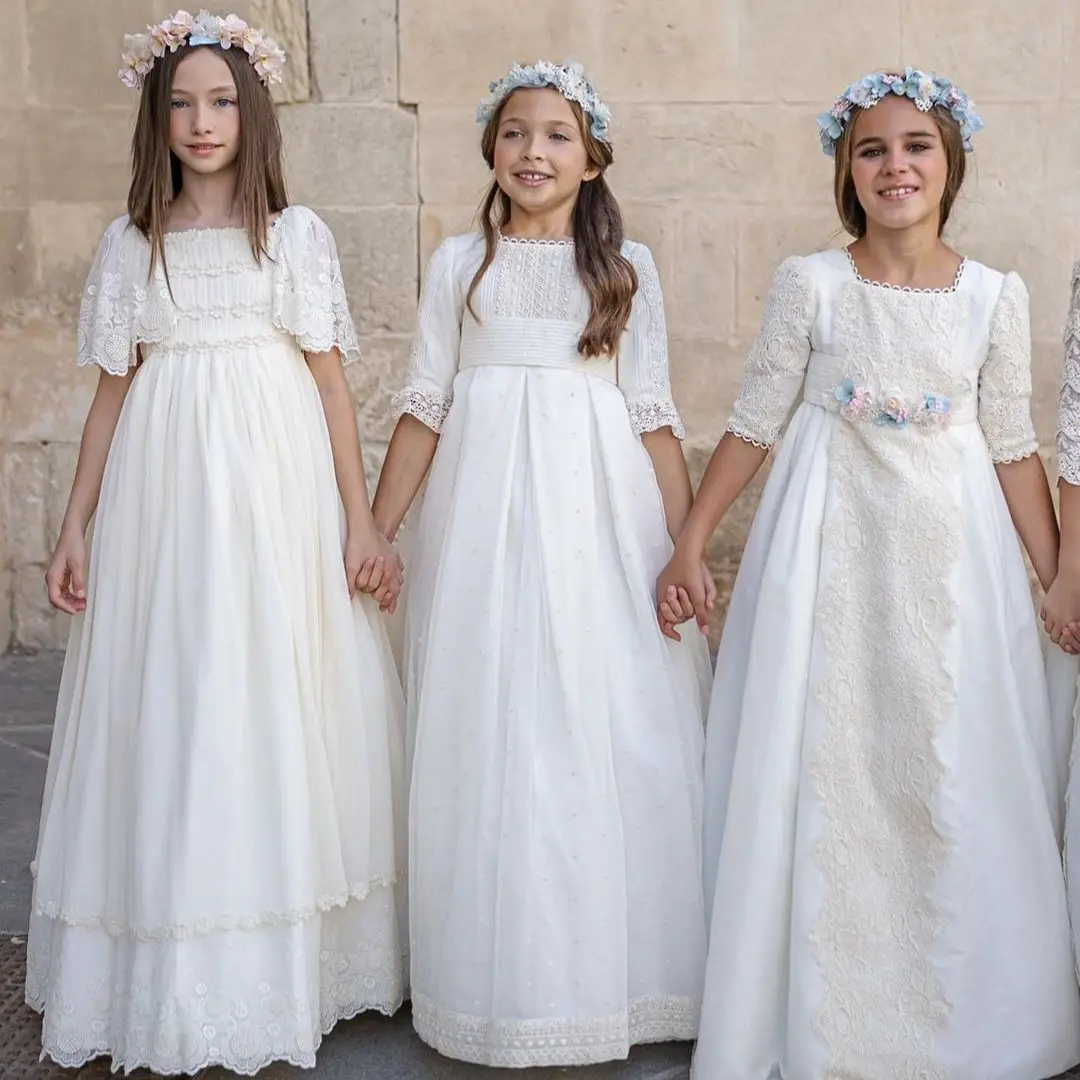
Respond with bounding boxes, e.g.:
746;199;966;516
1057;263;1080;485
727;256;816;448
272;206;361;365
391;237;462;433
618;242;684;439
979;271;1038;464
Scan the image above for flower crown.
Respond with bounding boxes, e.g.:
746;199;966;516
817;67;983;157
119;9;286;90
477;60;612;144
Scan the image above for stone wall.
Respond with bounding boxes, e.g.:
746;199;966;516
1;0;1075;650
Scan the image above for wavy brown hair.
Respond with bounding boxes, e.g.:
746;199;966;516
128;44;288;285
467;93;637;358
833;100;967;238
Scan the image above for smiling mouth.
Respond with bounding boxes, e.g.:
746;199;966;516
513;171;554;185
188;143;222;153
878;185;918;199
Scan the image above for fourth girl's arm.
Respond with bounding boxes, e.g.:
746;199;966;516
996;455;1059;590
371;416;440;541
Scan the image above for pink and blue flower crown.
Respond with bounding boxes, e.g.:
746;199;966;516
119;9;286;90
477;60;612;144
817;68;983;157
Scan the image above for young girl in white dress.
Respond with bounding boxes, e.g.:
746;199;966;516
659;69;1080;1080
371;60;713;1068
27;12;407;1073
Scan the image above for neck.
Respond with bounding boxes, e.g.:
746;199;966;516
171;164;241;226
502;201;576;242
858;216;943;278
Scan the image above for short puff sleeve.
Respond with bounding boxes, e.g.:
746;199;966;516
979;271;1038;464
76;215;173;376
1056;262;1080;485
727;256;816;448
619;242;685;439
391;236;464;433
272;206;361;364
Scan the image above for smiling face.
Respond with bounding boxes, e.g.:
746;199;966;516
168;46;242;177
491;87;600;225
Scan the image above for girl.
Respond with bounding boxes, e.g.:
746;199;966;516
27;11;407;1073
659;69;1080;1080
371;60;713;1068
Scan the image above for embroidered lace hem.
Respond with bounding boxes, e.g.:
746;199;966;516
392;387;453;432
991;442;1038;465
412;992;699;1067
30;874;399;941
726;421;773;449
628;397;685;439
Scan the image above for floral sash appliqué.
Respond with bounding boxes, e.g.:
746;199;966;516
833;378;952;430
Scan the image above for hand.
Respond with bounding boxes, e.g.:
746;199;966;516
656;546;711;641
45;528;88;615
345;528;404;614
1041;572;1080;654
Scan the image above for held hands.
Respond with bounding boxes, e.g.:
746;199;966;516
656;548;717;641
45;527;88;615
345;527;405;614
1041;572;1080;655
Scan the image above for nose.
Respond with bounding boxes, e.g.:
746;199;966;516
189;104;214;135
881;146;910;174
521;132;547;161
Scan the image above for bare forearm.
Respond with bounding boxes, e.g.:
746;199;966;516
61;371;133;535
997;454;1059;589
315;376;376;534
642;428;693;540
371;415;440;540
676;432;769;558
1057;479;1080;581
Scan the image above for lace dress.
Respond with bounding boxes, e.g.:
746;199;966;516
393;233;713;1067
25;207;408;1075
693;248;1080;1080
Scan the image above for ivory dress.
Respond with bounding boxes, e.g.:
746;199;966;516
393;233;713;1067
694;248;1080;1080
26;207;408;1075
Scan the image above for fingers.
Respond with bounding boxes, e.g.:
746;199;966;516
45;565;74;614
702;566;718;611
46;560;85;615
353;556;379;593
658;614;682;642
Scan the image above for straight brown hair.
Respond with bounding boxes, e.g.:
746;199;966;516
127;44;288;285
467;93;637;358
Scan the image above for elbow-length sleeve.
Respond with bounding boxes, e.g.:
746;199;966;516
979;271;1038;464
1057;263;1080;485
390;236;463;433
618;242;685;438
727;256;816;448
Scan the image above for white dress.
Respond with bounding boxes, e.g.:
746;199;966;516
694;248;1080;1080
393;233;713;1067
26;207;408;1075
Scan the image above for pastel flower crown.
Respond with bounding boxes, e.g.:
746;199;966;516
817;67;983;157
119;9;286;90
477;60;612;144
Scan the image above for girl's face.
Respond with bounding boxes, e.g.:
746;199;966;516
848;95;948;235
492;88;599;222
169;48;241;176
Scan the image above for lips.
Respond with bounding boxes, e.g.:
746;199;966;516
878;185;918;199
187;143;222;155
513;171;554;186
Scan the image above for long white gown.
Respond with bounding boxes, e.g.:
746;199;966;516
26;207;408;1075
393;233;713;1067
694;248;1080;1080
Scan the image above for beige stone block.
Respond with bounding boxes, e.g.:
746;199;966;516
247;0;311;103
348;335;412;443
419;205;478;263
0;211;32;304
6;443;49;566
1031;339;1061;446
46;443;79;547
618;200;677;285
31;108;134;203
309;0;396;102
666;204;738;341
1042;104;1080;200
320;207;418;337
400;0;601;104
736;0;901;103
966;104;1052;200
669;336;750;444
280;104;417;207
0;111;29;205
361;439;389;496
418;106;491;207
0;568;11;653
3;327;90;444
0;0;27;106
588;1;738;102
31;203;121;302
900;0;1062;102
736;208;846;336
12;568;65;651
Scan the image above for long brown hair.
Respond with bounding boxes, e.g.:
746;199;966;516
467;92;637;358
128;44;288;283
833;101;967;239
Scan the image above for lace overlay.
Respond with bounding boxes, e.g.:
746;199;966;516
1058;262;1080;485
492;236;578;320
391;386;453;430
412;992;700;1068
809;283;966;1079
728;257;816;447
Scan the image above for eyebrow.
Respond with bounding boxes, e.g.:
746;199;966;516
855;129;938;148
171;85;238;96
498;115;576;129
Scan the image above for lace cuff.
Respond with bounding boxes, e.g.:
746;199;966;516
627;396;685;439
1058;268;1080;484
272;207;361;365
391;387;453;432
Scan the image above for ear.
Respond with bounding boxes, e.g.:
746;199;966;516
583;165;601;182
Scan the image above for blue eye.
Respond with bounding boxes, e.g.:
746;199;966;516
550;132;570;141
170;99;187;109
215;97;237;108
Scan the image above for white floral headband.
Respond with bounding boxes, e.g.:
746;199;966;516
477;60;612;144
119;9;286;90
817;67;983;156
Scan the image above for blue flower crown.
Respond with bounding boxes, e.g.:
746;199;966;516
817;68;983;157
476;60;612;144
